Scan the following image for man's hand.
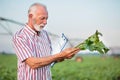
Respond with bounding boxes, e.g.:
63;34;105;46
60;48;80;59
65;48;80;59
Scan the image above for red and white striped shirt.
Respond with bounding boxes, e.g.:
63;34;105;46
13;24;52;80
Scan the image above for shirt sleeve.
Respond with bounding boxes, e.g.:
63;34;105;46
13;36;34;62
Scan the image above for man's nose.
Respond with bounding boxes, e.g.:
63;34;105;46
43;19;47;25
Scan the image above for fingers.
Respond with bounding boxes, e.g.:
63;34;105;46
59;47;80;60
66;54;75;59
64;48;80;59
68;48;80;55
69;48;80;53
64;48;80;54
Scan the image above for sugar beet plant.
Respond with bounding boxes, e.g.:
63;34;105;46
75;30;109;54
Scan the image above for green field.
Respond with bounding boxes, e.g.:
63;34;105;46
0;54;17;80
0;54;120;80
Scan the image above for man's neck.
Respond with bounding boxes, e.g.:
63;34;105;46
27;23;41;36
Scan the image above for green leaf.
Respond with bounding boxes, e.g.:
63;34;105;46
75;30;109;54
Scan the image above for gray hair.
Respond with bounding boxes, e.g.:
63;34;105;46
28;3;47;15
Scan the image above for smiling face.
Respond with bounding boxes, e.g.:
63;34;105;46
28;3;48;32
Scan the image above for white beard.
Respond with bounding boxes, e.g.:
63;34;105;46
33;24;44;32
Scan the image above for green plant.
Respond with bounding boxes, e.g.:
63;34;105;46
75;30;109;54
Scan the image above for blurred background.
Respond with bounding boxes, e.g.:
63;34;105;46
0;0;120;80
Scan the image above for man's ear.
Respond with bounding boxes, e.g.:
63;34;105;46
28;14;34;25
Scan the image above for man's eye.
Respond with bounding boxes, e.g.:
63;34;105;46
40;17;48;20
40;17;45;20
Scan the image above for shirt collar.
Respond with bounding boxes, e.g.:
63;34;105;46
25;24;38;36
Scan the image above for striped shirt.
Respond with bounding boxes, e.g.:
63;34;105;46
13;24;52;80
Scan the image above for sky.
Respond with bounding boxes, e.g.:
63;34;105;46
0;0;120;53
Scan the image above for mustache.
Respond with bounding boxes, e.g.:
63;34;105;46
39;24;45;27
